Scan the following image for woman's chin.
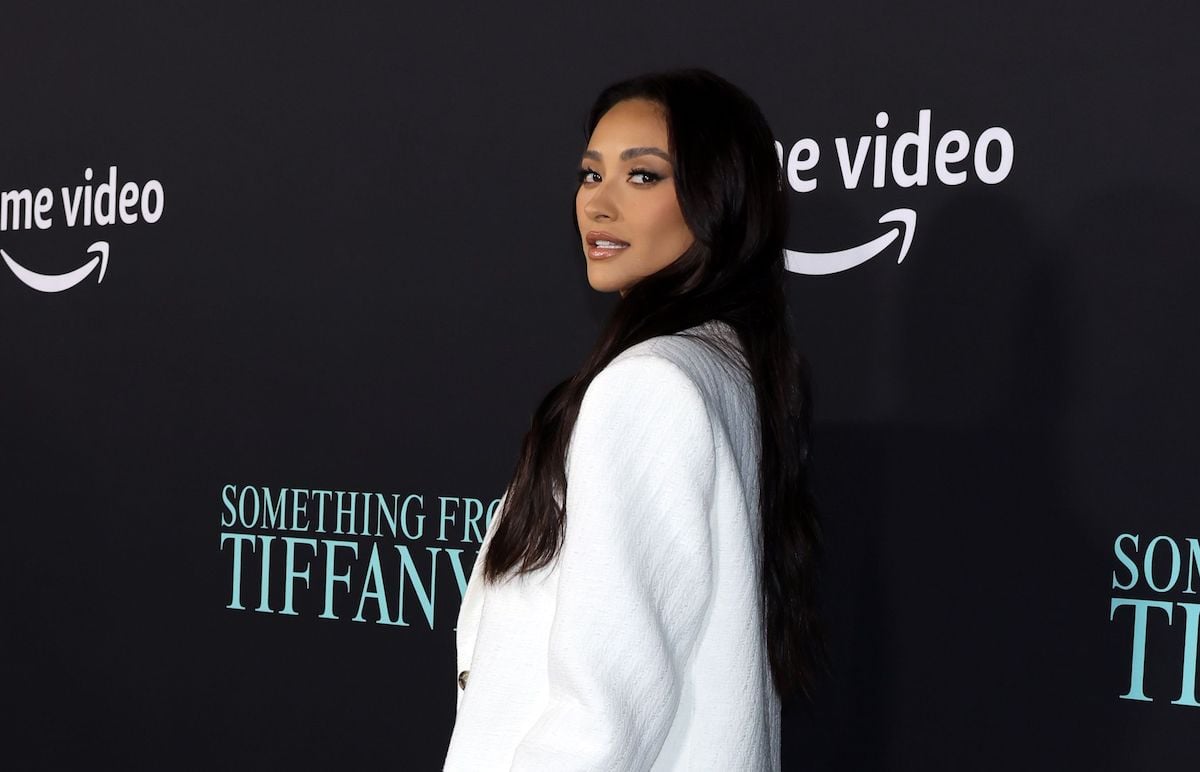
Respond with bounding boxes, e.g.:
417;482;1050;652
585;267;628;295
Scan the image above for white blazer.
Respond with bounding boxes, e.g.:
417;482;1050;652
444;320;780;771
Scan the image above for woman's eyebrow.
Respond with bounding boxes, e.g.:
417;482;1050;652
582;146;672;163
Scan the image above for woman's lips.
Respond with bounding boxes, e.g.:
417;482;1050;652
586;231;630;260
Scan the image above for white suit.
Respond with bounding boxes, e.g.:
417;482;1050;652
444;320;780;771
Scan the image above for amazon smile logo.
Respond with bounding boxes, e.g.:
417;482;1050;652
776;108;1013;275
1;165;164;292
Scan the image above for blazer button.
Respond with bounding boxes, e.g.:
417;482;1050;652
458;670;470;690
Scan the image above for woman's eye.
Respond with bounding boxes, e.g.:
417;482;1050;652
576;167;662;185
629;169;662;185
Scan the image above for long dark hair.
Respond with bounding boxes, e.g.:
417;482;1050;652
483;68;824;702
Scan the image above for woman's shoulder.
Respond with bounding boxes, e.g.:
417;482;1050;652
604;319;749;394
585;320;754;430
570;320;757;477
570;325;730;472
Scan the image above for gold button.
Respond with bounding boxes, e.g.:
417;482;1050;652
458;670;470;690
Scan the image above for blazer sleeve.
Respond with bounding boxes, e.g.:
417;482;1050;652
509;353;718;770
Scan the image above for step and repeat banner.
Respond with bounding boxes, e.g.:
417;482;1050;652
2;3;1196;769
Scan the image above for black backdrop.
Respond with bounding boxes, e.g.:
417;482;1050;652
2;2;1197;769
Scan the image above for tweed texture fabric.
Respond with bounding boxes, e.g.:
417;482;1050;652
444;320;779;771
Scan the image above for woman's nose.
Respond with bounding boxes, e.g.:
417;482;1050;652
582;183;616;222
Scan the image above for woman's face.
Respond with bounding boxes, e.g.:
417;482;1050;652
575;98;695;295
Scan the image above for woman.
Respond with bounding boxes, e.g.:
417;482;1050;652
443;68;822;770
